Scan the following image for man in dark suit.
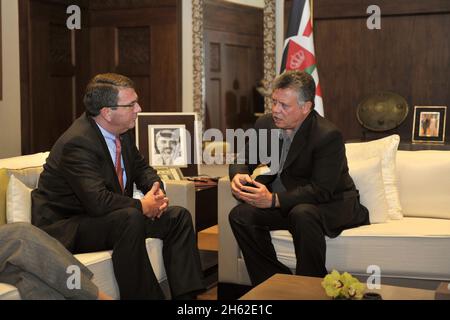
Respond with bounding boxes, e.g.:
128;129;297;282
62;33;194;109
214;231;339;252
229;70;370;286
32;73;205;299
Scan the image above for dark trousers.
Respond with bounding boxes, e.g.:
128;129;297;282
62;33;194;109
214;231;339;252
229;203;328;286
74;206;205;300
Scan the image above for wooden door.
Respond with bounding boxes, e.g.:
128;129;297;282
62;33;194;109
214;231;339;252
204;0;264;133
88;0;181;113
20;0;88;154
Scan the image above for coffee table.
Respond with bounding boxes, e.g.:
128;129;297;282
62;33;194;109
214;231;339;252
240;274;435;300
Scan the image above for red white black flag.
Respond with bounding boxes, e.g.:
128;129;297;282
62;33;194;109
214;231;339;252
280;0;324;116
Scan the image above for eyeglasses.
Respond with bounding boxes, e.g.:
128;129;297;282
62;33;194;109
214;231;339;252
108;101;139;108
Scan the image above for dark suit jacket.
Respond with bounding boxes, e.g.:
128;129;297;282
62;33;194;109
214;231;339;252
229;111;369;237
32;113;162;251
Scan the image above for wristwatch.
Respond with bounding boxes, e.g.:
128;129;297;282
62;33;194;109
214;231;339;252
271;193;277;208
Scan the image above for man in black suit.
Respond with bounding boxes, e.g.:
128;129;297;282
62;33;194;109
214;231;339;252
229;70;370;286
32;73;205;299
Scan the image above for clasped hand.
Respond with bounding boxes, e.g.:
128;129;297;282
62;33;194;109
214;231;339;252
140;182;169;219
230;174;272;208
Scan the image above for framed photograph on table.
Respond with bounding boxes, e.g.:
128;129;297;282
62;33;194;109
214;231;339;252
155;167;184;181
135;113;200;177
412;106;447;144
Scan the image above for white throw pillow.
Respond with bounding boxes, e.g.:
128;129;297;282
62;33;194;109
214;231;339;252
396;150;450;219
348;157;388;223
6;175;33;223
345;135;402;220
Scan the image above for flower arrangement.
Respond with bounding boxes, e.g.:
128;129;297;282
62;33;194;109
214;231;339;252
321;270;365;300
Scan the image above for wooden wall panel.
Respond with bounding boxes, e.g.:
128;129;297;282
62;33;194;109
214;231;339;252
206;78;222;130
150;23;179;111
310;0;450;142
314;6;450;141
20;0;181;154
281;1;450;142
89;3;180;113
20;0;83;153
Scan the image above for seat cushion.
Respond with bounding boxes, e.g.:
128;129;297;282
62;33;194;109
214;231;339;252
75;251;119;299
271;217;450;281
0;283;21;300
75;238;166;300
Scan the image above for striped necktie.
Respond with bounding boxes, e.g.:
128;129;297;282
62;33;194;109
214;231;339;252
115;136;124;192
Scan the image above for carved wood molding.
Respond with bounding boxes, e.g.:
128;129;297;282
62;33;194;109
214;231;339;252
192;0;205;129
263;0;276;114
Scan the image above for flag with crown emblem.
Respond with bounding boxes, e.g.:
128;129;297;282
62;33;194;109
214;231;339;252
280;0;324;116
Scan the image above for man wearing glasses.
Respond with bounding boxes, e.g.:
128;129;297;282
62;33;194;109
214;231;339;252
31;73;205;300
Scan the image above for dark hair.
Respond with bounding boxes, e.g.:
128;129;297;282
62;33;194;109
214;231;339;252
83;73;135;116
273;70;316;109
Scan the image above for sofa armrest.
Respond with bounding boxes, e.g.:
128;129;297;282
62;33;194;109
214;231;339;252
164;180;196;229
218;176;241;283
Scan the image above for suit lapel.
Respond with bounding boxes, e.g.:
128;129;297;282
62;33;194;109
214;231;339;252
282;111;315;171
87;115;124;194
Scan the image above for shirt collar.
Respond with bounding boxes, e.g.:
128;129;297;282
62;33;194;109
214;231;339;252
95;122;117;141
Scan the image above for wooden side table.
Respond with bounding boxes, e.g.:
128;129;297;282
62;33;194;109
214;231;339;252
194;180;218;232
240;274;435;300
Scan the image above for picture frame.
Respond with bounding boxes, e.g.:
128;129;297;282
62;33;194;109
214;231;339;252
135;112;200;177
148;124;188;168
156;167;184;181
412;106;447;144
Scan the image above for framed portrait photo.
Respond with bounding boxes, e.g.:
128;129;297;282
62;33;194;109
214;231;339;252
149;125;187;167
135;113;200;177
412;106;447;144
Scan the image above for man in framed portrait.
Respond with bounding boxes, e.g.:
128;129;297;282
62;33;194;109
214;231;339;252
153;129;185;166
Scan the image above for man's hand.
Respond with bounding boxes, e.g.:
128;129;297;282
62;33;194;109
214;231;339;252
234;178;273;209
230;174;253;200
140;182;169;219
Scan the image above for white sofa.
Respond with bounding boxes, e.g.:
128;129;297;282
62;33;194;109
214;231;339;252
0;152;196;300
219;147;450;290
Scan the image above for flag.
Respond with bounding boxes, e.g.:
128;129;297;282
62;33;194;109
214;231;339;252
280;0;324;116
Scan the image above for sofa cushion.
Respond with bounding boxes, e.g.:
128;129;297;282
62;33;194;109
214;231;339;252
348;157;388;223
0;283;21;300
0;152;49;170
6;175;33;223
345;135;402;220
0;151;48;227
75;251;119;299
271;217;450;281
396;150;450;219
4;167;43;189
75;238;166;300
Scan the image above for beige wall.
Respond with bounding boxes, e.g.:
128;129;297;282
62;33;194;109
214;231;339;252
0;0;21;158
